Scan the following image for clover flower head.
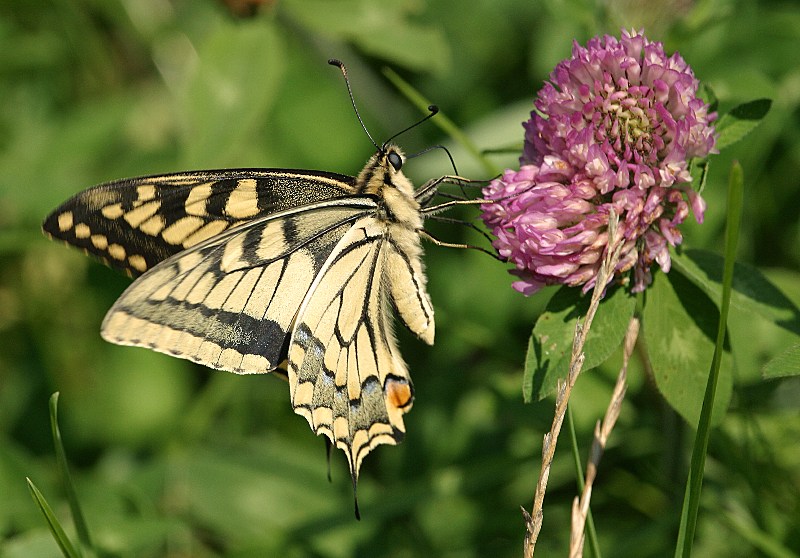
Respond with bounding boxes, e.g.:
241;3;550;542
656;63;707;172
483;29;716;294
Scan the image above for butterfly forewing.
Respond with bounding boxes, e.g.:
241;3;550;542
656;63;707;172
43;169;358;276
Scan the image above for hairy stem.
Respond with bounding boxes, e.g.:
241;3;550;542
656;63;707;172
569;316;638;557
523;211;625;557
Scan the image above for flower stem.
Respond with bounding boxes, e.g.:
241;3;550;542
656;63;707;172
567;405;601;558
523;211;625;556
569;316;638;557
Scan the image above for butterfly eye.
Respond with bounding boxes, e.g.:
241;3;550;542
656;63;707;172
387;151;403;171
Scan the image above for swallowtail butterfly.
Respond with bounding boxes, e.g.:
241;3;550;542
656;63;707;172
43;60;477;513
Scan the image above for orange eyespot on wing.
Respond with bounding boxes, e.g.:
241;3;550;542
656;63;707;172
386;375;414;410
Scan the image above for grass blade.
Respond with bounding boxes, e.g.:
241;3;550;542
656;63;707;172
674;161;744;557
49;392;95;556
26;477;82;558
567;406;601;558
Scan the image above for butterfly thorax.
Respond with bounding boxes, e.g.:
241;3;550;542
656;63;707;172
355;145;424;233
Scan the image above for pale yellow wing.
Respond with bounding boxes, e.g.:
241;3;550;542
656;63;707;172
287;216;434;483
101;199;377;373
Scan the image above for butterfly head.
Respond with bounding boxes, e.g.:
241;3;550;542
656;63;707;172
385;146;404;171
378;144;407;178
357;144;415;198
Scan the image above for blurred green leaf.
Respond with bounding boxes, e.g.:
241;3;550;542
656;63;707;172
672;249;800;337
762;343;800;379
180;19;286;166
525;285;636;402
714;99;772;151
643;270;733;426
720;509;800;558
281;0;450;73
2;530;72;558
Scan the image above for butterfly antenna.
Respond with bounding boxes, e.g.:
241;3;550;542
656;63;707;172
409;144;459;175
329;59;380;150
382;105;439;149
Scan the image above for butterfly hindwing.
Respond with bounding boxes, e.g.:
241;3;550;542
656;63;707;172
42;169;358;275
287;213;434;480
101;198;378;373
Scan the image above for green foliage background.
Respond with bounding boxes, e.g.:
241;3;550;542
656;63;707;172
2;0;799;556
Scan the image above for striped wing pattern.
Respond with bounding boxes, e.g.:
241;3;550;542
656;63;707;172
43;145;437;497
288;217;428;479
42;169;357;276
102;200;377;373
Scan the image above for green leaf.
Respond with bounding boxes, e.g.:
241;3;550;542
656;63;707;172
688;157;711;197
714;98;772;151
672;249;800;337
26;478;82;558
524;285;636;402
642;270;733;426
700;82;718;116
763;343;800;379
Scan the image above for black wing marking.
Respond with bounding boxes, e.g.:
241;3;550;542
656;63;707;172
42;169;357;276
287;217;419;482
101;198;377;373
